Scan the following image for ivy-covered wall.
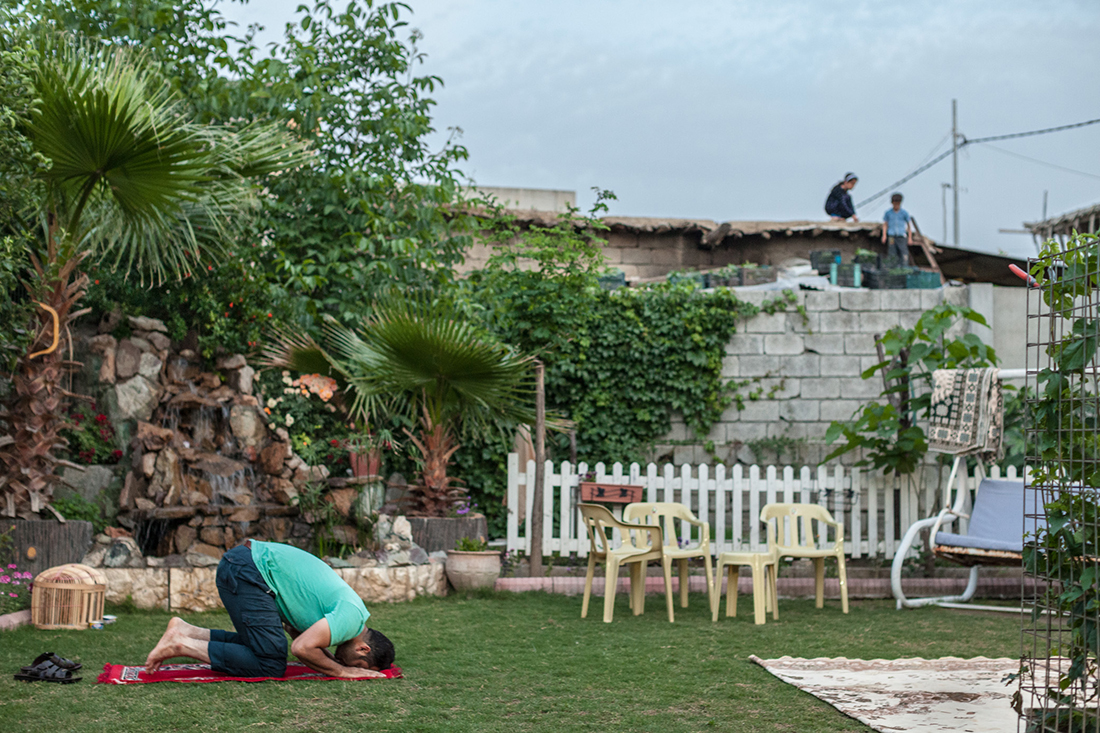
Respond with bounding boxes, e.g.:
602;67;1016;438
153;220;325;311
454;268;804;536
662;287;971;467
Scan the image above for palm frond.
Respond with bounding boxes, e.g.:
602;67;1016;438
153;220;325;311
25;35;308;283
353;296;539;435
255;327;340;381
319;317;397;424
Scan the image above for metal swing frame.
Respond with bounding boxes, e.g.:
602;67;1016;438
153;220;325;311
890;368;1026;612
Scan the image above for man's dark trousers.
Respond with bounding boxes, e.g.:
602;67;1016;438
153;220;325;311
208;543;288;677
886;235;910;266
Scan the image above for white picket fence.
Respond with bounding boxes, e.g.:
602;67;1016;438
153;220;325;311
504;454;1023;559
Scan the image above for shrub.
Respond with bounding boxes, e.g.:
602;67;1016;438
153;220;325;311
0;528;33;615
57;401;123;466
51;493;109;534
255;369;353;476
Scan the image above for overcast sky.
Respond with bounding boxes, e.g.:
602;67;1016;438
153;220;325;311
221;0;1100;259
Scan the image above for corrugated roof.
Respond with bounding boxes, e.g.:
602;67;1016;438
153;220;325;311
1024;202;1100;237
503;210;884;245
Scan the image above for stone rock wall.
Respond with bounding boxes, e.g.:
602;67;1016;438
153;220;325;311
81;315;333;564
103;568;169;610
100;563;447;611
169;567;220;613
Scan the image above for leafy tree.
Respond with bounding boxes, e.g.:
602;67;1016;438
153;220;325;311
820;302;999;578
823;303;997;475
18;0;476;329
0;18;40;371
0;31;301;517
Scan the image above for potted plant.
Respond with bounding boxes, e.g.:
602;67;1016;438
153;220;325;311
346;432;386;479
853;248;880;268
709;264;741;288
344;430;394;517
739;263;776;286
445;536;501;591
260;296;543;550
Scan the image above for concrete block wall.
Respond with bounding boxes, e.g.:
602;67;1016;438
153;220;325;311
660;285;973;466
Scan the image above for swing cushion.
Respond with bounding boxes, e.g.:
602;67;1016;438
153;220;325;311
933;479;1038;553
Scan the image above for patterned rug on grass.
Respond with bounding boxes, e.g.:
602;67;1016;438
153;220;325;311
749;656;1017;733
97;662;402;684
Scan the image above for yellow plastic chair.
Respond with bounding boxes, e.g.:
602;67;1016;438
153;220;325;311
761;502;849;614
578;503;676;623
712;548;779;625
624;502;715;612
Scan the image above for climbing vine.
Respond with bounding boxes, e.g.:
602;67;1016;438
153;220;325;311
1017;232;1100;726
452;201;803;534
467;272;795;462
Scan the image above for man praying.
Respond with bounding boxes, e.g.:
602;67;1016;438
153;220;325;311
145;539;394;679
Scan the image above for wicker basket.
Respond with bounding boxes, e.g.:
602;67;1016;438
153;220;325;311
31;563;107;630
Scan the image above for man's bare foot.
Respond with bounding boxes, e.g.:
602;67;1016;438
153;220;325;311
168;617;210;641
145;617;213;674
145;617;186;674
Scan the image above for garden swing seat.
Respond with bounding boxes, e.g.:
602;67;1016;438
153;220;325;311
930;476;1038;567
891;454;1036;609
891;367;1033;610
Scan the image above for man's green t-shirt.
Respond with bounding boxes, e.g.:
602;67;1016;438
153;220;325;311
249;541;370;646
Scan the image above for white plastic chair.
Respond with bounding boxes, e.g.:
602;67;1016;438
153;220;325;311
623;502;715;612
761;502;849;614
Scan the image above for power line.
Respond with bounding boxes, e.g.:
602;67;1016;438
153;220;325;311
977;143;1100;181
913;133;951;170
855;116;1100;209
963;117;1100;145
855;149;954;208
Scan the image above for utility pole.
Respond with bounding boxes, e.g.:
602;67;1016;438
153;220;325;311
952;99;959;247
529;361;546;577
1042;190;1048;221
941;183;950;243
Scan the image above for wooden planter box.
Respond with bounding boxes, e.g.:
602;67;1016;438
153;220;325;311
739;266;777;286
579;482;644;504
0;520;94;578
408;515;489;553
810;250;842;275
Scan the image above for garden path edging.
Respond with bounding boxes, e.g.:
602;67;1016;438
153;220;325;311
99;564;447;612
0;609;31;631
494;575;1032;600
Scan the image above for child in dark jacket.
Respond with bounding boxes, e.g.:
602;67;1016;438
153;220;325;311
825;173;859;221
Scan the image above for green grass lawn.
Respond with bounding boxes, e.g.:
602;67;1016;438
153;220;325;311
0;593;1020;732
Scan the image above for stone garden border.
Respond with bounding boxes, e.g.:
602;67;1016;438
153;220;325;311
103;563;447;612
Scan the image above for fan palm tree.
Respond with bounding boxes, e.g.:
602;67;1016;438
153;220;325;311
261;297;542;516
0;35;304;517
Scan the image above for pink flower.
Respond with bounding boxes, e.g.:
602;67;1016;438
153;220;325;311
6;563;14;569
8;592;16;598
21;572;32;579
0;576;9;584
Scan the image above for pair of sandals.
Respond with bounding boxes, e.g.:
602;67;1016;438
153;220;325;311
14;652;82;684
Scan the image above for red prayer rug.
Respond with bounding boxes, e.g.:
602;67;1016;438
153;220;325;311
97;662;402;684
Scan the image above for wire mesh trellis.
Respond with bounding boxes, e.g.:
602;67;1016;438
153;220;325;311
1021;232;1100;732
